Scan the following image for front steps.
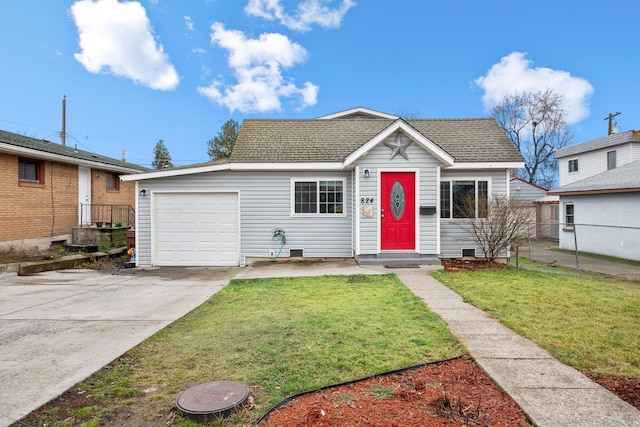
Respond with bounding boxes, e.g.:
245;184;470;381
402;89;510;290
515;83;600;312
356;252;441;266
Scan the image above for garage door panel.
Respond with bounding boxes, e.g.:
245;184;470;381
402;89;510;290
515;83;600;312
153;193;239;266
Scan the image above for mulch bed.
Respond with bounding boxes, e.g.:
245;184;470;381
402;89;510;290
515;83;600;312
257;357;532;427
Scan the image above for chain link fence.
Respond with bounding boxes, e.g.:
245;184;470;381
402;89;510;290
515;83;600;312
515;222;640;281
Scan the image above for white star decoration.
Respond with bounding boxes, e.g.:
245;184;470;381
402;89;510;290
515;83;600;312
384;133;411;160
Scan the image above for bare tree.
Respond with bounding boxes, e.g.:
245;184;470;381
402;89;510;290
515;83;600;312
460;193;533;263
491;89;573;189
207;119;239;161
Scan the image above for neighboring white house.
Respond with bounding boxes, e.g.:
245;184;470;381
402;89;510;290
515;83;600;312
121;107;524;267
551;130;640;260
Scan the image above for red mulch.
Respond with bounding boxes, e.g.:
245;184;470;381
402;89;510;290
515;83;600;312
257;357;532;427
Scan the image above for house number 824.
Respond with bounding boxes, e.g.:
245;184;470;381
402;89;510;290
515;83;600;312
360;197;374;204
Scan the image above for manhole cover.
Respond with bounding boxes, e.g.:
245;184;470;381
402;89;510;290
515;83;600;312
176;381;249;422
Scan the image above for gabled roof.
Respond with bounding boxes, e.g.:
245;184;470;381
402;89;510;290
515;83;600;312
231;117;523;164
549;159;640;195
555;130;640;159
0;129;147;173
510;177;549;192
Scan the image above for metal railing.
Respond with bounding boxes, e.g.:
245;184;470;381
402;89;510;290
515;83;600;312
80;204;135;228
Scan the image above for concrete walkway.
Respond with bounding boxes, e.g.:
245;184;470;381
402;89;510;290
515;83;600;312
393;265;640;427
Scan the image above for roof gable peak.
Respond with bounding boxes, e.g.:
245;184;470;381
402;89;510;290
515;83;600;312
316;107;398;120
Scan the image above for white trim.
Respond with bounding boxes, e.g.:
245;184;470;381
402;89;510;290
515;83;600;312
447;162;525;169
345;121;455;167
289;177;347;217
0;142;143;174
505;170;511;199
377;168;420;253
316;107;398;120
354;166;361;255
121;162;346;181
436;166;441;255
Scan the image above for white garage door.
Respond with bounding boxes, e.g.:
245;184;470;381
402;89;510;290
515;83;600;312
153;193;239;266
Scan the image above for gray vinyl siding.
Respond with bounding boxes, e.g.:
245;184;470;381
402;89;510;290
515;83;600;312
510;181;547;206
355;133;441;255
136;170;352;266
439;170;508;258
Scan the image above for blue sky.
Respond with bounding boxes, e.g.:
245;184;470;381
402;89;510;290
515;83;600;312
1;0;638;168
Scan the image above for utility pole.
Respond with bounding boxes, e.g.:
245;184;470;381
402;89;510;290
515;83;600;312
61;95;67;146
604;111;621;135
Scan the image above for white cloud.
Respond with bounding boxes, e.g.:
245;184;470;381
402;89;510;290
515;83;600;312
475;52;594;124
197;23;318;113
70;0;180;91
184;16;194;32
245;0;356;32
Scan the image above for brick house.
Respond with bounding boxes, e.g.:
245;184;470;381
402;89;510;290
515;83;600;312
0;130;147;251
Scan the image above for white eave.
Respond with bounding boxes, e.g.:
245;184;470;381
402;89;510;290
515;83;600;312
447;162;525;169
344;120;455;167
316;107;399;120
0;142;143;174
121;162;345;181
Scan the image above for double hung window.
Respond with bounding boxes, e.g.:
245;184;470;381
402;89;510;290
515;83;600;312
568;159;579;173
106;173;120;191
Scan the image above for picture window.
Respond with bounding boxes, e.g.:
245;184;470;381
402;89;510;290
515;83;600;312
440;179;488;219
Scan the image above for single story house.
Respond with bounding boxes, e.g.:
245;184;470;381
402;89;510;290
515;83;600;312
122;107;524;267
0;130;147;251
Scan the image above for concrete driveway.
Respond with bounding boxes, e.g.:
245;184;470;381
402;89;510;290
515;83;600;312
0;266;240;427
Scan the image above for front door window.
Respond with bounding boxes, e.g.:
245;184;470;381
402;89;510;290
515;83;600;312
390;181;405;220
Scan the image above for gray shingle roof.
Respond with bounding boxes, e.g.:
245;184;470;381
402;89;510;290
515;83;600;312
231;117;523;163
551;159;640;194
0;129;148;172
555;130;640;159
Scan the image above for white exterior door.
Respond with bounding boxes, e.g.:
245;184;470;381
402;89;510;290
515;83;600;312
78;167;91;225
153;192;239;266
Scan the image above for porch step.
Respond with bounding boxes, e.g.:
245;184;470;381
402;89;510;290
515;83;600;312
357;253;441;266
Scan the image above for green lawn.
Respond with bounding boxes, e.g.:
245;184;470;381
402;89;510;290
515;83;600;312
434;264;640;379
54;274;463;427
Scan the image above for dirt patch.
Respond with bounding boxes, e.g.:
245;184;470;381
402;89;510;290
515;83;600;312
0;248;64;264
440;258;506;272
257;357;530;427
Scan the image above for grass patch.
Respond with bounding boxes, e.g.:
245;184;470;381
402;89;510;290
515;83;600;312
62;274;463;426
434;265;640;378
366;384;394;399
552;248;640;267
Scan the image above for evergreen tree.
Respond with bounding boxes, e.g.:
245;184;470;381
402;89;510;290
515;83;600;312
151;139;174;169
207;119;239;161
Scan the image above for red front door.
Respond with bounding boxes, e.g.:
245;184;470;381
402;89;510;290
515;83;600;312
381;172;415;250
